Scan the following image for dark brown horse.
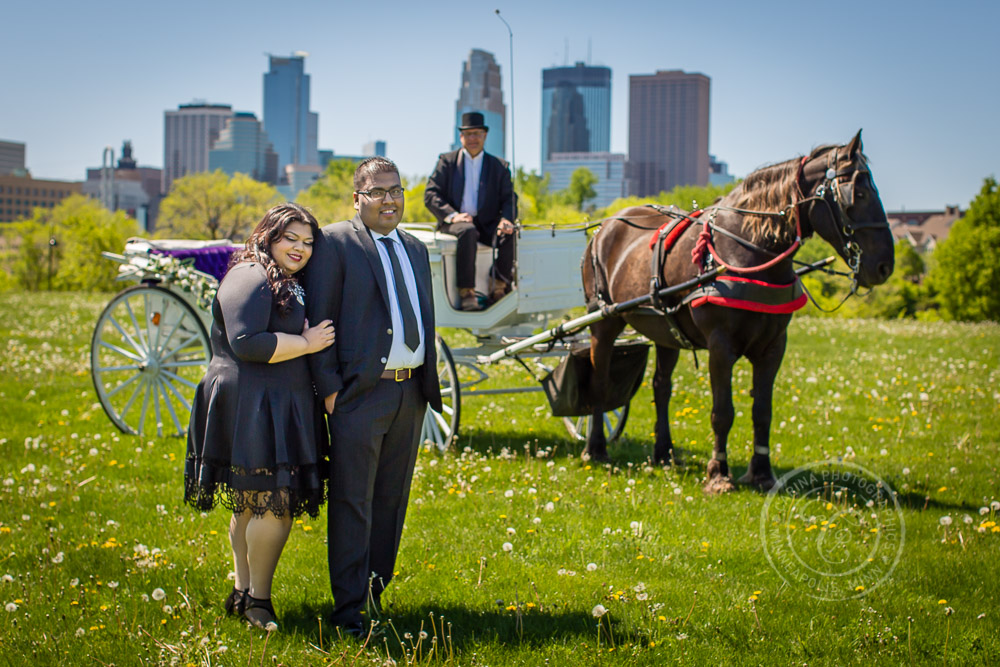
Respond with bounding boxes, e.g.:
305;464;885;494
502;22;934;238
581;131;894;492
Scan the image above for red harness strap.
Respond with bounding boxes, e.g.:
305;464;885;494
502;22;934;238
687;275;808;314
648;209;703;252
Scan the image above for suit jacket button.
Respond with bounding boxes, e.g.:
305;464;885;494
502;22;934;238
381;357;388;364
387;328;392;335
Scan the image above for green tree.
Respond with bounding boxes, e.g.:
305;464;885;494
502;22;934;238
1;195;138;291
297;159;357;226
157;171;280;240
926;177;1000;321
566;167;598;211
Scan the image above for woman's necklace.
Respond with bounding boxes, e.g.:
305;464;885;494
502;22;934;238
288;280;305;306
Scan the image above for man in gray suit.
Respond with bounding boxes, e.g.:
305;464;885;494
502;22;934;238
304;157;442;637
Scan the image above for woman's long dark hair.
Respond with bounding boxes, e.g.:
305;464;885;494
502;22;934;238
229;203;320;316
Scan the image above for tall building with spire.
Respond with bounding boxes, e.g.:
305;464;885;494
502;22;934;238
162;102;233;193
453;49;505;158
540;63;611;164
628;70;710;197
263;53;319;178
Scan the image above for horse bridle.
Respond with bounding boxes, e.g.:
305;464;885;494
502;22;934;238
795;148;889;283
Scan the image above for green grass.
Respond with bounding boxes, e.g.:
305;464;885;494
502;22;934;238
1;291;998;666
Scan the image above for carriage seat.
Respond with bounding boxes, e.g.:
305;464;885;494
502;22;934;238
434;235;505;310
125;239;240;282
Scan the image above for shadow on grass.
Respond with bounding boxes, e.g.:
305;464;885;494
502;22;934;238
280;601;613;652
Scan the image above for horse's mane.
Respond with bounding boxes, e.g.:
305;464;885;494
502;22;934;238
724;144;837;245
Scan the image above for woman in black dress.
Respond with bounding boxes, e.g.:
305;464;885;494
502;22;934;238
184;203;334;630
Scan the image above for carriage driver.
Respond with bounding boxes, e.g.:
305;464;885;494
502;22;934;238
424;111;517;311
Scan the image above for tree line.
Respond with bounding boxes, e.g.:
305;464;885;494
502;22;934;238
2;162;997;322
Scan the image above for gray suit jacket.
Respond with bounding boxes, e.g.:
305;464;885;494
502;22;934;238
303;215;443;413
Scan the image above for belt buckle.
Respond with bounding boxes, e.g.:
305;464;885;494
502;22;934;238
394;368;407;382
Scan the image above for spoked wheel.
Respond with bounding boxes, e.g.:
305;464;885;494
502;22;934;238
421;335;460;451
91;285;211;438
563;403;630;443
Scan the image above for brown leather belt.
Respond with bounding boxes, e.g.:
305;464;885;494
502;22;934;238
381;367;416;381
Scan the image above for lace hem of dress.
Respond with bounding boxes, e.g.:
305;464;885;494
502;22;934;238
184;462;327;519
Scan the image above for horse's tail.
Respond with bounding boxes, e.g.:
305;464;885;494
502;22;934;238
581;232;611;311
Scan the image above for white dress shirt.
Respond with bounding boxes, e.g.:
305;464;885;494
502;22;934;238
370;228;426;369
460;148;483;217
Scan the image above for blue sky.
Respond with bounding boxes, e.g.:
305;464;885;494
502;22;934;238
2;0;997;211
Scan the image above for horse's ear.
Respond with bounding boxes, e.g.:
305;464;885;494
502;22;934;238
847;130;863;156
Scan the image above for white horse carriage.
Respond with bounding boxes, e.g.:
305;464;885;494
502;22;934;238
91;223;637;447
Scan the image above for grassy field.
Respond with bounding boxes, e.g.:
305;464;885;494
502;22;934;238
1;291;998;666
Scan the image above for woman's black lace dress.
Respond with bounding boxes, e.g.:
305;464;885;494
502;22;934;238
184;262;327;518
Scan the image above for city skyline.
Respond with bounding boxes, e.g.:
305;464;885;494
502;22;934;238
2;0;997;211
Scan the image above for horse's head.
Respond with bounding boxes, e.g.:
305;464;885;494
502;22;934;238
801;131;894;288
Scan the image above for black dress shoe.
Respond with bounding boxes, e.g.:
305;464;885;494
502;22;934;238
224;587;248;616
244;595;278;631
338;621;366;640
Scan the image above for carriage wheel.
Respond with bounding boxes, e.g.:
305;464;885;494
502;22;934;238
421;335;460;451
91;285;211;438
563;403;630;443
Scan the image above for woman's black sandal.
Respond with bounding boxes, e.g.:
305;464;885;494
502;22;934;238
224;587;248;616
243;594;278;630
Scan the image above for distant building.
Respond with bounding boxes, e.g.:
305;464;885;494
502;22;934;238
83;141;163;231
543;152;628;209
163;102;233;193
318;150;335;169
277;164;323;200
263;53;319;177
208;112;279;184
540;63;611;166
362;140;387;158
708;155;735;187
453;49;505;158
628;70;710;197
0;174;81;223
0;140;26;176
888;206;963;252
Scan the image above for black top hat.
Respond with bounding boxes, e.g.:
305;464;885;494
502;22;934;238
458;111;488;131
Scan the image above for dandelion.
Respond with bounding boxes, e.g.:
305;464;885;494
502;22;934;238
902;468;910;476
938;599;947;605
506;527;516;536
673;487;682;495
1;575;12;584
51;552;64;564
5;603;17;612
419;630;428;640
939;516;953;527
75;628;85;637
528;487;537;494
163;605;173;614
504;490;514;498
630;521;640;531
587;563;597;572
963;515;974;525
992;501;1000;512
532;517;541;525
592;604;607;618
501;542;513;552
151;588;166;601
637;592;649;601
70;578;79;587
980;507;990;516
544;502;555;512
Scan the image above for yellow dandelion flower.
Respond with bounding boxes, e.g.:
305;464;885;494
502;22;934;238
938;599;947;605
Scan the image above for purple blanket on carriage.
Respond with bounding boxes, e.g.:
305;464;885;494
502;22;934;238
150;246;239;282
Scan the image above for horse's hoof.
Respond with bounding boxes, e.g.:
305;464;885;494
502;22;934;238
737;469;779;491
702;475;735;494
586;450;610;464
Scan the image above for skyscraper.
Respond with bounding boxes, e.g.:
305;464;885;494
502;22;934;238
628;70;710;197
0;140;26;175
541;63;611;165
209;112;279;184
263;53;319;177
163;103;233;193
454;49;505;158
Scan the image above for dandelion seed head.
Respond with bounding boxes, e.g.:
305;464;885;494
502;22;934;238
75;628;85;637
151;588;166;601
504;490;514;498
506;527;516;536
501;542;513;552
992;501;1000;512
939;516;953;526
544;502;555;512
586;563;597;571
419;631;428;640
1;575;12;584
592;604;607;618
5;602;17;612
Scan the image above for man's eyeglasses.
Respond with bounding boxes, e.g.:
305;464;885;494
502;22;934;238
357;187;405;200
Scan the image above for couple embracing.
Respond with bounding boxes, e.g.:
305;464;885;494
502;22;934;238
184;157;442;637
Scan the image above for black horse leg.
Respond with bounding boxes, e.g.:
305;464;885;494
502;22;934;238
704;337;738;494
652;344;680;464
585;317;627;462
738;334;786;490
